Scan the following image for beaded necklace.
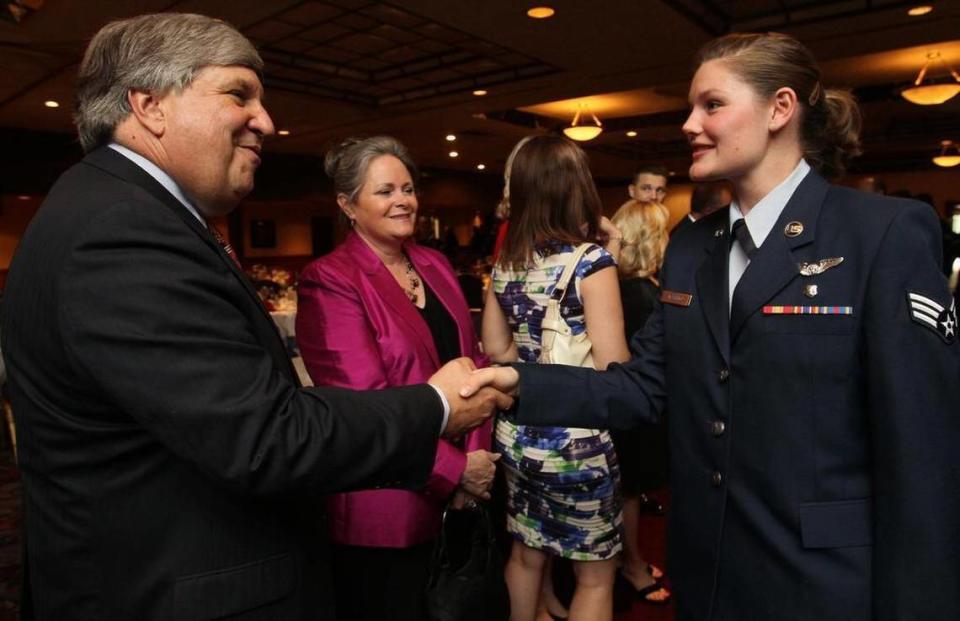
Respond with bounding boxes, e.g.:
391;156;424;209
402;256;421;304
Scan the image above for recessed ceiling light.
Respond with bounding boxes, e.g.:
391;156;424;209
277;129;290;136
908;5;933;16
626;131;638;137
527;6;555;19
16;195;30;200
473;89;488;96
668;171;677;177
44;100;59;108
449;151;459;158
446;134;456;142
477;164;486;170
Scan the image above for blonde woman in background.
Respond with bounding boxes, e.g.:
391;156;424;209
608;199;672;605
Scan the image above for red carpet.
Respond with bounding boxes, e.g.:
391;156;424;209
0;447;21;621
613;489;674;621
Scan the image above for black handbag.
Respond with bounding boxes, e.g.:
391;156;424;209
425;504;510;621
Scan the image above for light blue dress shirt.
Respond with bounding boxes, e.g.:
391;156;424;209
728;159;811;308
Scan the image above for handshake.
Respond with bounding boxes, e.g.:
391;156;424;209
429;358;521;440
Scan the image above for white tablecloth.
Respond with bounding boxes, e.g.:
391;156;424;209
269;311;313;387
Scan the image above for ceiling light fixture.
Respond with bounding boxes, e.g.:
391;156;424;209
477;164;486;170
526;6;555;19
626;131;638;137
277;129;290;136
3;0;44;24
907;5;933;16
901;51;960;105
563;103;602;142
44;100;59;108
446;134;456;142
449;151;459;158
472;89;488;96
933;140;960;167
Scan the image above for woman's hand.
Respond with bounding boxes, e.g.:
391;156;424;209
598;216;621;240
459;449;500;500
598;216;624;258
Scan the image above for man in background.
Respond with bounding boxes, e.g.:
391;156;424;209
1;13;507;620
628;164;669;203
671;180;731;235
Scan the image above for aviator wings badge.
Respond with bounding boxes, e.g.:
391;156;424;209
799;257;844;276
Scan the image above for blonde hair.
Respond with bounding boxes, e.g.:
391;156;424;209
611;200;669;281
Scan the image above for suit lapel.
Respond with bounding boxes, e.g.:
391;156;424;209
84;148;296;380
85;148;270;315
729;170;828;342
347;234;441;368
695;218;731;364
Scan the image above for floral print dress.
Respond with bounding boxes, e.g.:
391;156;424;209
492;242;622;560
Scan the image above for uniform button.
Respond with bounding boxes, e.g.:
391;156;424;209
718;368;730;382
711;471;723;487
711;421;726;436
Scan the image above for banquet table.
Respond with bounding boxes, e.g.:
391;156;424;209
269;310;313;387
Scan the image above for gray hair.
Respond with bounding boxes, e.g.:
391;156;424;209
324;136;419;204
75;13;263;153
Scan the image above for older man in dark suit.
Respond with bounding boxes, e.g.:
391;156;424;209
1;13;508;620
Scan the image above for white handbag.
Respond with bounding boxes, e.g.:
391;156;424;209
538;243;595;369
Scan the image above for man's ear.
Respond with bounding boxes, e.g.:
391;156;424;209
769;87;799;133
627;184;637;200
126;88;166;137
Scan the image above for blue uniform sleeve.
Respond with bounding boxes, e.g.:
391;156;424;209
863;202;960;619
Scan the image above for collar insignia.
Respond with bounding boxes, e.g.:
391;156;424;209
784;221;804;237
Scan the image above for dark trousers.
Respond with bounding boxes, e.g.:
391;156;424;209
332;541;434;621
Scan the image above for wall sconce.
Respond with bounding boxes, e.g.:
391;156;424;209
562;104;603;141
933;140;960;167
901;52;960;105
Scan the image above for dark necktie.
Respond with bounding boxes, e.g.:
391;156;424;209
209;225;242;269
731;218;758;259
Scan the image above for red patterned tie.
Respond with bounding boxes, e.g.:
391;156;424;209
209;225;242;269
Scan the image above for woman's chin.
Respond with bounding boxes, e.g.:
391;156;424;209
689;164;721;183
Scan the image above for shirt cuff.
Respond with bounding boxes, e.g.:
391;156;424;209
428;383;451;435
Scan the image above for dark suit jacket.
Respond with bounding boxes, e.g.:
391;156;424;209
1;147;442;620
670;213;695;236
516;171;960;621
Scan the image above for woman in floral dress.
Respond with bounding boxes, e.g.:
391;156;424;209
482;135;628;621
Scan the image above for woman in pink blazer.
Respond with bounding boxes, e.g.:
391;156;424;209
296;136;497;621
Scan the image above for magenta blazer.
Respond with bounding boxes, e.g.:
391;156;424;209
296;231;491;548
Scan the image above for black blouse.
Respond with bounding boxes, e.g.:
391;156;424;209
417;283;461;365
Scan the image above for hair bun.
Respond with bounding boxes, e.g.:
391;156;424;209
323;137;365;179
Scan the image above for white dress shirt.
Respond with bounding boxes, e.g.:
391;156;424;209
728;159;811;308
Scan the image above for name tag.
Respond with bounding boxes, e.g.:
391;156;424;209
660;290;693;307
763;305;853;315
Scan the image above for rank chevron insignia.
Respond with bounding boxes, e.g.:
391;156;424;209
907;291;957;344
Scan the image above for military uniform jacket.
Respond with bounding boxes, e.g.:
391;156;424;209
516;170;960;621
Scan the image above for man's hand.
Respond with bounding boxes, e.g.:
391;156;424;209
429;358;514;439
459;366;520;400
460;449;500;500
